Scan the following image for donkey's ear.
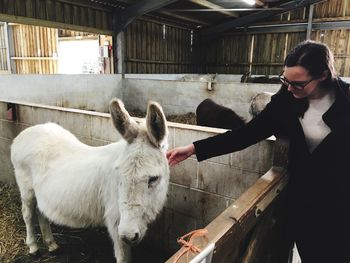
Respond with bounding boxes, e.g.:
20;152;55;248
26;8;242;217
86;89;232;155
146;101;168;148
109;98;138;143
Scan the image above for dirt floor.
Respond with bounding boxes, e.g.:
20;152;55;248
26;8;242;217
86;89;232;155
0;183;170;263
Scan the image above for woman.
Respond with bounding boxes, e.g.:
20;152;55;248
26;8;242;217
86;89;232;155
167;41;350;262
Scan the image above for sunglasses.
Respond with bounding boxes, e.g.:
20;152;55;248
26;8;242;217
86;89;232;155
278;74;316;90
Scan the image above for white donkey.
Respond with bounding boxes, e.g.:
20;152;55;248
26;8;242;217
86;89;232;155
11;98;170;263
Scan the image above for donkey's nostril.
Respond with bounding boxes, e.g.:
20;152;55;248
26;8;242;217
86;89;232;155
121;232;140;246
132;233;139;242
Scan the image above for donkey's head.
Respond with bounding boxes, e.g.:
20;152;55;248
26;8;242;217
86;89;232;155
109;98;169;246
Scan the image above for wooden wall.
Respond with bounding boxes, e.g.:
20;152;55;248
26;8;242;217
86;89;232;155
0;0;113;35
10;24;58;74
200;0;350;77
125;19;198;73
202;34;252;74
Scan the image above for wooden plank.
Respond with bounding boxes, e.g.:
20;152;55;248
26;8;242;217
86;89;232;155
12;23;19;72
164;24;168;73
130;21;136;73
35;26;41;73
0;13;113;35
155;23;160;73
168;136;289;262
175;27;179;73
55;0;112;13
28;24;33;73
159;24;164;73
184;33;189;72
165;168;289;263
21;25;27;73
189;0;238;18
180;28;184;73
125;26;130;73
72;5;79;25
0;25;5;70
141;20;146;73
96;10;102;29
24;0;34;18
42;27;46;73
151;22;155;73
146;21;151;73
47;27;53;73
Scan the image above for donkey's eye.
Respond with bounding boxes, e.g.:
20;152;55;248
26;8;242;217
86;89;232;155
148;176;159;188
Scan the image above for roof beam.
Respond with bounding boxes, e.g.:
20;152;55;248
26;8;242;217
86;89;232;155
56;0;113;12
189;0;238;18
201;0;325;39
306;3;314;39
228;20;350;34
158;10;211;26
114;0;178;33
164;8;283;11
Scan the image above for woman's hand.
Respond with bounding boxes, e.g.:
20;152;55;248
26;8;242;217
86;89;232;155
166;144;195;167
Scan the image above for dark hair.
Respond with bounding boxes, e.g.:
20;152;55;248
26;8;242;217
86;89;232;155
284;40;336;84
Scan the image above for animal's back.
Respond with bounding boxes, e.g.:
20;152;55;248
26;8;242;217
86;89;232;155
11;122;86;171
196;98;245;130
11;122;105;227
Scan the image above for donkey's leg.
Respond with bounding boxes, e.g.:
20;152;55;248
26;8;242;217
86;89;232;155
37;210;59;252
15;166;39;255
114;236;131;263
106;219;131;263
21;192;39;254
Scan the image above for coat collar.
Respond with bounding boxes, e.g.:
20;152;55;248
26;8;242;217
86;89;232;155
322;78;350;131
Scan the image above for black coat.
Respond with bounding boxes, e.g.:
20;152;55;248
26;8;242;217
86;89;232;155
193;79;350;262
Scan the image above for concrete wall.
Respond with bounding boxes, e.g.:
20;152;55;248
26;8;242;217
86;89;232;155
124;74;242;82
123;78;280;121
0;74;122;112
0;100;275;255
1;74;349;122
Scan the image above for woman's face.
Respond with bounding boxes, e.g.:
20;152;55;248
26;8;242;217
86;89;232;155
282;66;327;99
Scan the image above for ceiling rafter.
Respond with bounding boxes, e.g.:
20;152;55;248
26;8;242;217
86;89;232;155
158;10;211;26
56;0;114;12
163;7;283;11
189;0;238;18
114;0;178;33
201;0;325;39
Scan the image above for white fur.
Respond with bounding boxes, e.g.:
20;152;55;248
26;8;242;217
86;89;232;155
11;98;170;263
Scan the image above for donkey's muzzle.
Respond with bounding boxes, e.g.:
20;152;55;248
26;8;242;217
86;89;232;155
121;232;140;246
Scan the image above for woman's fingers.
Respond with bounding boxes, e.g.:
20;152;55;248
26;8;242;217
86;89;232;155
167;144;195;166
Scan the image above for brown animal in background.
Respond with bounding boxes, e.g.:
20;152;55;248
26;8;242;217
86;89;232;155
196;98;245;130
241;72;281;84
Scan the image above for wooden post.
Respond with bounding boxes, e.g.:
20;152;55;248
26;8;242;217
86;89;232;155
306;4;314;40
116;31;125;75
4;23;11;73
